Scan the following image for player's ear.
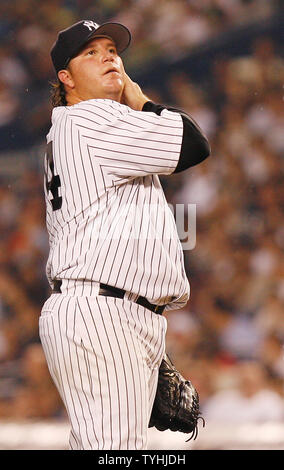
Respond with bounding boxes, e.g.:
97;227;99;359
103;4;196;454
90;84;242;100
58;69;75;89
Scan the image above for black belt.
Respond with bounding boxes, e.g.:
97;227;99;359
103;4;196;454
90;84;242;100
52;280;166;315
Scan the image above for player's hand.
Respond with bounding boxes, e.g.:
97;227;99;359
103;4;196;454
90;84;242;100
121;71;150;111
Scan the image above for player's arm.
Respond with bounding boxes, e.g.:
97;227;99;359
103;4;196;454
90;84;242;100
122;73;210;173
142;101;210;173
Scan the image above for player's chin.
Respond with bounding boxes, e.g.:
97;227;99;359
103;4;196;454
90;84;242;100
103;77;124;94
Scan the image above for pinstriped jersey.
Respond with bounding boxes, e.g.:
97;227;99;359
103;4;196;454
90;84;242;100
44;99;190;310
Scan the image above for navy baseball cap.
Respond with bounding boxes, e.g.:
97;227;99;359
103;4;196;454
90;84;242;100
51;20;131;73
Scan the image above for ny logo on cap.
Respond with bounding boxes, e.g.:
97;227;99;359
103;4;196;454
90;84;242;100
83;21;99;31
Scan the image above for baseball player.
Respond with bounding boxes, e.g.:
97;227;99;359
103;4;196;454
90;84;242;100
39;20;210;450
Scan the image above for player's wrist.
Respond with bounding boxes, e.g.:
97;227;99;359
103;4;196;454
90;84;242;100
135;95;150;111
125;91;150;111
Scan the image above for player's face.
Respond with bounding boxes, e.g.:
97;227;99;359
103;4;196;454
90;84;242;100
61;37;125;103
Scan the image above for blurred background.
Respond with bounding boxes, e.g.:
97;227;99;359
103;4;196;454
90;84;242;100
0;0;284;450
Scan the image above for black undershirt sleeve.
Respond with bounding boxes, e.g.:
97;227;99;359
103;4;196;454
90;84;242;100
142;101;211;173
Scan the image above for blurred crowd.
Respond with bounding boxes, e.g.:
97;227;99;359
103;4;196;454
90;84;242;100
0;0;284;427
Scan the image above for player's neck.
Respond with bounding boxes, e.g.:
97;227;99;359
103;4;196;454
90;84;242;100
66;90;122;106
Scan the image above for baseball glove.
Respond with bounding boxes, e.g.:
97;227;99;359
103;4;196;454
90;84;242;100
149;353;205;441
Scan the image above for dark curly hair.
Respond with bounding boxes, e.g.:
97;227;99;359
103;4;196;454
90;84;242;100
50;79;67;107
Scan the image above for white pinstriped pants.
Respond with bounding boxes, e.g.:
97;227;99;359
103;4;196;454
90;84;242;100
39;281;167;450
